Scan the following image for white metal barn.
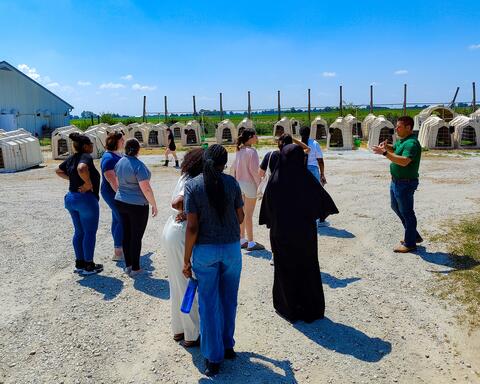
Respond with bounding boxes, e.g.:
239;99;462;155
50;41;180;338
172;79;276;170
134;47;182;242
414;105;456;132
368;116;396;149
0;61;73;135
145;123;167;147
0;129;43;172
182;120;201;146
51;125;82;159
310;116;328;141
216;119;237;145
170;122;185;141
343;114;363;138
362;113;376;138
237;118;254;137
418;116;454;149
327;117;353;150
273;117;292;137
450;115;480;149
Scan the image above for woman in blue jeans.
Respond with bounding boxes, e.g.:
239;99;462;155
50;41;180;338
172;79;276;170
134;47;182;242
183;144;245;377
100;131;125;261
56;133;103;275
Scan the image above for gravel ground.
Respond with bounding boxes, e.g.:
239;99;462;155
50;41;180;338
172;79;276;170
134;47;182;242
0;149;479;384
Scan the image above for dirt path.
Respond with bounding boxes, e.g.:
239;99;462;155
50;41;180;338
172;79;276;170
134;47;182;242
0;150;479;383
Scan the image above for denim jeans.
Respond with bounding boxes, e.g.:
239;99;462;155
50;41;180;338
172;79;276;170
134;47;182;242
64;192;99;262
192;242;242;363
390;179;420;248
101;188;123;248
307;165;321;183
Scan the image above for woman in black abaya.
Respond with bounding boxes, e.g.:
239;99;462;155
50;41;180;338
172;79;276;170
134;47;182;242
259;144;338;323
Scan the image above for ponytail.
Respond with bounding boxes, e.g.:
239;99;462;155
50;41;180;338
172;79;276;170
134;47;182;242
203;144;228;219
69;132;92;153
236;128;256;151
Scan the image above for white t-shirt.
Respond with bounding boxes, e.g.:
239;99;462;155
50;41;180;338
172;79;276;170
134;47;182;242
307;138;323;167
170;174;188;214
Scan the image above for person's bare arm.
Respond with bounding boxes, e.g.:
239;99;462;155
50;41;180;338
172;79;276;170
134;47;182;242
55;167;69;180
236;207;245;225
317;158;326;185
183;213;199;278
139;180;158;217
258;168;266;178
292;137;310;153
77;163;93;192
104;170;119;192
172;196;186;222
372;145;412;167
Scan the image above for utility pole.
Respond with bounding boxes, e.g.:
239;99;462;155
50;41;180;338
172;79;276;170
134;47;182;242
193;95;197;116
277;90;281;121
370;85;374;113
164;96;168;123
403;84;407;115
219;92;223;121
142;95;146;122
339;85;343;117
247;91;251;120
307;88;311;123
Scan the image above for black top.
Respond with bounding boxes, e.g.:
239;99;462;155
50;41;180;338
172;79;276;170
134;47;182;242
260;144;338;238
259;150;280;173
59;153;101;200
168;132;176;151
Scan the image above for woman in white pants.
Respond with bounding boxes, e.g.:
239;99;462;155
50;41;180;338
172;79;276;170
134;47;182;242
162;148;204;347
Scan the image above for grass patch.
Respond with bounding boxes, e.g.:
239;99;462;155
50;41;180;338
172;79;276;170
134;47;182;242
39;137;51;146
430;215;480;327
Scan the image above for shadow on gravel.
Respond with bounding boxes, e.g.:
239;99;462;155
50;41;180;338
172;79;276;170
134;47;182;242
317;227;355;238
413;246;480;272
321;272;361;289
245;249;273;260
185;348;297;383
77;275;124;301
132;252;170;300
294;317;391;362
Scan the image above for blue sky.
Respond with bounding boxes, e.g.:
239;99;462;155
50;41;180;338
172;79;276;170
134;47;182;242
1;0;479;115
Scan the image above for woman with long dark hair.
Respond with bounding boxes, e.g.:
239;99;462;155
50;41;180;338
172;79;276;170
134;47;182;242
55;132;103;275
260;144;338;323
183;144;245;376
231;128;264;251
162;148;204;347
115;138;158;277
100;131;125;261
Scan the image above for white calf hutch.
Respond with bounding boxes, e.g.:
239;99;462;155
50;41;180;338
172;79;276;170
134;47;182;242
344;114;363;138
327;117;354;150
418;116;454;150
368;116;396;149
129;124;149;146
450;115;480;149
237;118;254;137
51;125;82;159
216;119;237;145
310;116;328;140
414;105;456;132
147;123;167;147
169;122;185;141
471;109;480;123
0;129;43;172
182;120;201;146
290;119;300;136
273;117;292;137
106;123;127;135
361;113;376;138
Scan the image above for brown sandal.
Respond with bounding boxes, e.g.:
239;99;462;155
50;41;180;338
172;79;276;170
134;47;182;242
182;337;200;348
173;333;184;342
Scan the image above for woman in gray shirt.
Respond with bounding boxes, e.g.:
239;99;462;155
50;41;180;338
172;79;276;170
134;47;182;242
114;138;158;277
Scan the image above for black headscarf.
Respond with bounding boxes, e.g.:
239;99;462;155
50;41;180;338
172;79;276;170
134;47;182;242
259;144;339;238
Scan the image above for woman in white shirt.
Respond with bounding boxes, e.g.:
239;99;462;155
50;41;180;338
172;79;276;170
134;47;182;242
161;148;204;347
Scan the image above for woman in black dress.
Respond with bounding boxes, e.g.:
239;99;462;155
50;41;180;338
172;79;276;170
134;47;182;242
259;144;338;323
164;128;179;168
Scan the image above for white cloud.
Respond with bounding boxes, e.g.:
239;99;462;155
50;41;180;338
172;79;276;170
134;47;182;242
132;83;157;91
100;82;125;89
394;69;408;75
17;64;41;81
468;44;480;50
322;72;336;78
77;80;91;86
121;74;133;81
47;82;60;88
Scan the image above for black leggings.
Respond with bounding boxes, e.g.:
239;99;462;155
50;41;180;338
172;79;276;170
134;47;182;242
115;200;149;271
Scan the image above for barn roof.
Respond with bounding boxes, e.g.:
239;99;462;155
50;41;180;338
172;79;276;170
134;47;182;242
0;60;74;110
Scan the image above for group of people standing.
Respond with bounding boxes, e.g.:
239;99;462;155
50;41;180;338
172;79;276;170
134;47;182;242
56;115;422;377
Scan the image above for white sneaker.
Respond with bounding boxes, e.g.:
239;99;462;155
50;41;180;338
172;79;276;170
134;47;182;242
317;220;330;227
124;267;132;275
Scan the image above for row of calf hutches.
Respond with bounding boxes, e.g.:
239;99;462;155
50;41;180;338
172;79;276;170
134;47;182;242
214;118;257;145
367;116;396;149
0;129;43;172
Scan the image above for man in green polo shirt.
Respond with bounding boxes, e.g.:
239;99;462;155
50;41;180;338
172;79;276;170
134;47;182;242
372;116;423;253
